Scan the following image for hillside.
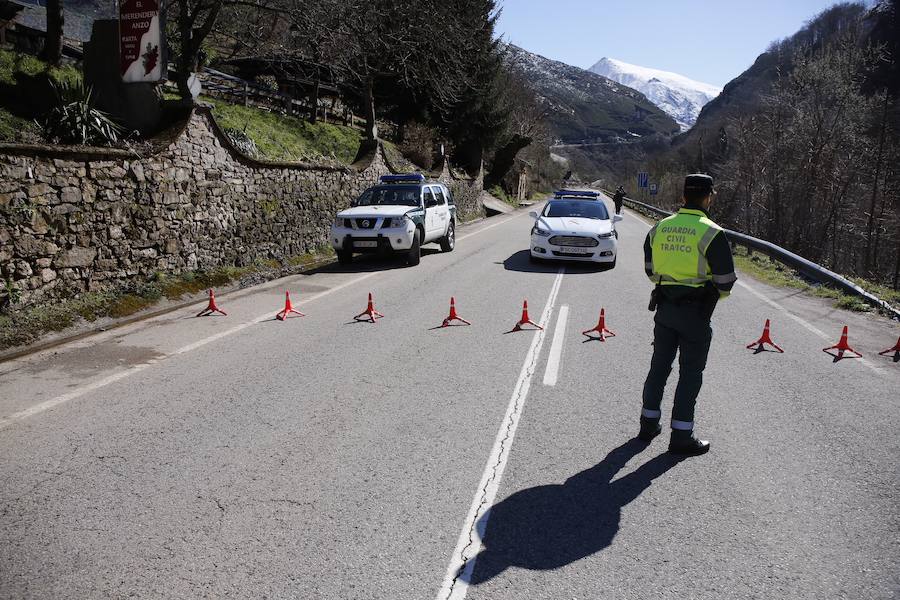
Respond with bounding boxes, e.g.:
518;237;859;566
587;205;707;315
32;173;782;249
503;44;678;144
588;57;720;130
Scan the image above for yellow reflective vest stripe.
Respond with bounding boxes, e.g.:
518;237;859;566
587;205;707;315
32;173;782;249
649;208;723;288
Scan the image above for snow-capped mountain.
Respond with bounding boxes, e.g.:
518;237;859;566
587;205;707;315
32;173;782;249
503;45;678;144
589;57;721;130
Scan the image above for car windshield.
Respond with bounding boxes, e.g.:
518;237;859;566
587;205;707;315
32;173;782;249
543;200;609;220
354;185;421;207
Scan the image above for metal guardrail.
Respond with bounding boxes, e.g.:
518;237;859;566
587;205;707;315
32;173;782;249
614;193;900;321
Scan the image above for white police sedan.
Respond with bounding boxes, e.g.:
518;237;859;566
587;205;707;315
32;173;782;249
529;191;622;265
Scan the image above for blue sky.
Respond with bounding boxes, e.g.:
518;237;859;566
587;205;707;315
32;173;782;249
494;0;855;87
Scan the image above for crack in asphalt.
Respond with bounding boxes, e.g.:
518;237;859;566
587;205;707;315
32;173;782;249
445;323;548;597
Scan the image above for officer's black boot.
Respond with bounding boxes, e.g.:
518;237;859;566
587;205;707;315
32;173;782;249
638;417;662;442
668;429;710;455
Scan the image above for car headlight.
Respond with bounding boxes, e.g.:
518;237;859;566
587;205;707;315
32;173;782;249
334;217;346;228
388;216;410;228
597;232;613;239
531;226;550;237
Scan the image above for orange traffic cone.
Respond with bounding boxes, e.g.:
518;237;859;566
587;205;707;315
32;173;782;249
196;289;227;317
508;299;542;332
440;297;471;327
823;325;861;360
354;292;384;323
746;319;783;353
275;291;305;320
878;335;900;359
582;307;616;341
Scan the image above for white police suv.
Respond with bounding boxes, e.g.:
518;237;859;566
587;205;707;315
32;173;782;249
529;189;622;265
331;174;456;266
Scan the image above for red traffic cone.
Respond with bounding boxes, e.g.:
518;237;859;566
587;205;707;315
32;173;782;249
354;292;384;323
196;288;227;317
508;299;543;332
582;307;616;341
746;319;783;353
441;297;471;327
275;291;306;320
823;325;862;360
878;335;900;358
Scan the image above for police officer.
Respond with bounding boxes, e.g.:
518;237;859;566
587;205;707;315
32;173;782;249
639;174;736;455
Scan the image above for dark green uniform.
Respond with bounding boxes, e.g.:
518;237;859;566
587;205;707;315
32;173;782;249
641;206;736;436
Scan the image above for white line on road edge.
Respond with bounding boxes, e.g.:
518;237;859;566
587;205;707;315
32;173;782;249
436;267;565;600
0;211;536;431
735;281;883;375
542;305;569;386
626;209;885;376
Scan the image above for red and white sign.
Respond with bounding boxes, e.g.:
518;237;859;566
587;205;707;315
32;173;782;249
119;0;162;82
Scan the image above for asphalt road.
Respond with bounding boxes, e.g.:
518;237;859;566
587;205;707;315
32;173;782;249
1;195;898;599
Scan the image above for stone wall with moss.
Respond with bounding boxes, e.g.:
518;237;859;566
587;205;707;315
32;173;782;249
0;108;484;306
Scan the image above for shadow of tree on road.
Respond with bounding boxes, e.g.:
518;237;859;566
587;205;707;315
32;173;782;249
463;438;684;585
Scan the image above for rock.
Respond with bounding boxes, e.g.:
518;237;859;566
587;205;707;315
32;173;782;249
14;236;59;257
55;246;97;268
60;187;81;204
128;163;145;182
40;268;57;283
163;237;180;255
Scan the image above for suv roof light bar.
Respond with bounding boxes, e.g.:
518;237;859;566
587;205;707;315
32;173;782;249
554;189;600;198
379;173;426;183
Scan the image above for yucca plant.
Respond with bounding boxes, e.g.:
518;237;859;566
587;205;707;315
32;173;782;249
41;80;122;146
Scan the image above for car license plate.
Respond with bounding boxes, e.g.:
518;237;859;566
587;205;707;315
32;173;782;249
561;247;592;254
354;241;378;248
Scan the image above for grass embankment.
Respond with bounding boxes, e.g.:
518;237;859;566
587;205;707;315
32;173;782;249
0;249;333;352
202;96;362;164
732;246;899;313
0;48;81;142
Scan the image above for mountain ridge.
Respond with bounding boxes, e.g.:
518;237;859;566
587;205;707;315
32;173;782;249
503;44;678;144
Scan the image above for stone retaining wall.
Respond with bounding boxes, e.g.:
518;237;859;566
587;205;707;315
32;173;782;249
0;107;483;306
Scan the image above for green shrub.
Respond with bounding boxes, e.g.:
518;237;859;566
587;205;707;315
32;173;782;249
41;80;122;146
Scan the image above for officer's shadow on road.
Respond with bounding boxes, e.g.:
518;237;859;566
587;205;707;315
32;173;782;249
500;250;614;274
462;438;684;586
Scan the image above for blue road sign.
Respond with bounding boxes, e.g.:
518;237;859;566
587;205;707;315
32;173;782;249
638;172;649;188
649;183;658;195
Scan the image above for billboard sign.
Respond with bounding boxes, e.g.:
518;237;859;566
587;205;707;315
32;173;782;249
119;0;163;83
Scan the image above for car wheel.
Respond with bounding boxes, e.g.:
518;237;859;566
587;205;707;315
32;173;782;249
439;221;455;252
337;249;353;265
407;229;421;266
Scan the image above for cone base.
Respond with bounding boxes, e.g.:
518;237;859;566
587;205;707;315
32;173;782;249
276;308;306;321
509;319;543;333
582;327;616;341
354;311;384;323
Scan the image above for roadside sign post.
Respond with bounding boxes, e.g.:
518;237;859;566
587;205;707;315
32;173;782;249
649;183;658;196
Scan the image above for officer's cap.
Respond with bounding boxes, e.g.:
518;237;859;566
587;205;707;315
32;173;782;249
684;173;714;194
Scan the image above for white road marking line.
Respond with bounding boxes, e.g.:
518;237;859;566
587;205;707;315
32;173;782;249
542;305;569;386
736;281;883;375
626;208;884;375
0;211;536;430
436;267;565;600
457;211;528;242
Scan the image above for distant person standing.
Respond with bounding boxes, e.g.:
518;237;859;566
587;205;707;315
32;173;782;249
638;174;736;456
612;185;625;215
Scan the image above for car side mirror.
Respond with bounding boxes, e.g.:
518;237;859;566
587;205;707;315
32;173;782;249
612;215;623;223
425;197;438;208
528;211;538;219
